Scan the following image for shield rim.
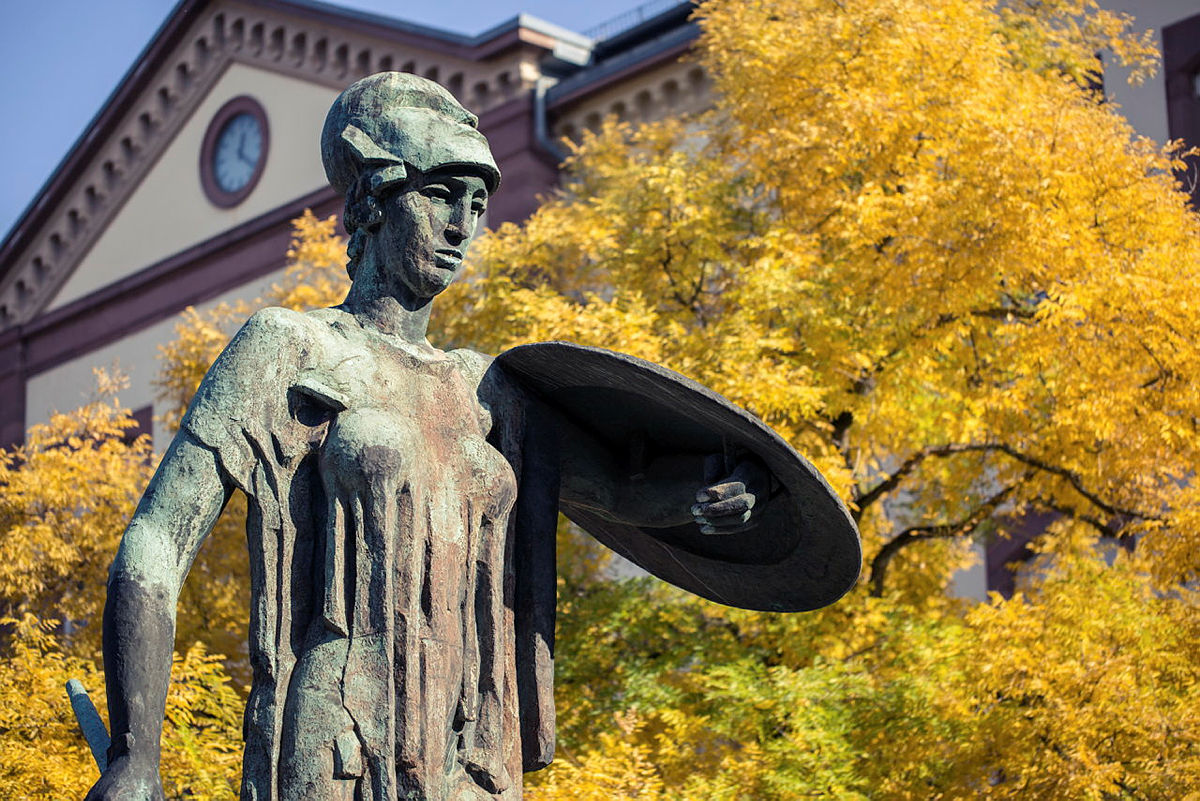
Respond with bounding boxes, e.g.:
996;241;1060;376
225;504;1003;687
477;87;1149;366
497;341;862;612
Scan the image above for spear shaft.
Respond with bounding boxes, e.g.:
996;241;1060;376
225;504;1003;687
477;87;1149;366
66;679;110;772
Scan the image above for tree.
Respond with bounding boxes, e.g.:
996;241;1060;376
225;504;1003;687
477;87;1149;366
3;0;1199;796
0;378;244;799
0;211;350;799
436;0;1200;796
443;0;1198;596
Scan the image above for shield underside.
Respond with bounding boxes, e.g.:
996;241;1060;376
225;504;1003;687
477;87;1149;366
496;342;862;612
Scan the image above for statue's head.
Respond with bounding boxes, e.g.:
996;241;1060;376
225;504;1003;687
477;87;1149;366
321;72;500;285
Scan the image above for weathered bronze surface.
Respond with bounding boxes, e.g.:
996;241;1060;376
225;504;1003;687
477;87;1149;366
498;342;860;613
85;72;860;801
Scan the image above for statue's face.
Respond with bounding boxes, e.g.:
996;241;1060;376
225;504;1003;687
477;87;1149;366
376;168;489;300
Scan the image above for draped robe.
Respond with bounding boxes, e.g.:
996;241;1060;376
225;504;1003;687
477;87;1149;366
181;306;558;801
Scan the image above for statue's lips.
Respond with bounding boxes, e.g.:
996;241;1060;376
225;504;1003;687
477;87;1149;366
434;250;463;269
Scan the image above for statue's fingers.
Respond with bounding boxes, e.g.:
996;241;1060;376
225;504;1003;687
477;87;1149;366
695;480;746;503
692;493;755;520
701;507;753;526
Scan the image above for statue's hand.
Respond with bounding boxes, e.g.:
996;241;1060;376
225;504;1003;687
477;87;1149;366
691;454;768;535
83;754;165;801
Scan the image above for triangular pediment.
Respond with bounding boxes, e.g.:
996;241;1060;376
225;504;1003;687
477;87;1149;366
49;62;338;310
0;0;587;328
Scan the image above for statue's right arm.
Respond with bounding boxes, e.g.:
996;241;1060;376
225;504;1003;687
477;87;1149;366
85;431;233;801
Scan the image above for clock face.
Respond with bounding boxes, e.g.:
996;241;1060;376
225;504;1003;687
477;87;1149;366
213;112;263;193
200;96;269;208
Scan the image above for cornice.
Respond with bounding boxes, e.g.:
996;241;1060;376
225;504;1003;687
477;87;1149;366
547;22;699;109
21;186;341;379
0;0;574;334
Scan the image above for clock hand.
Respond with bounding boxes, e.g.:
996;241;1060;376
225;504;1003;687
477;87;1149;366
240;132;260;169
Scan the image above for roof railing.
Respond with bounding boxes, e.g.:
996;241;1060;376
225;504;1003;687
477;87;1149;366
584;0;693;42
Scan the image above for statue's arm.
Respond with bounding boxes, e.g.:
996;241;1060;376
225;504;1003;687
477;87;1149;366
552;410;765;533
86;432;232;801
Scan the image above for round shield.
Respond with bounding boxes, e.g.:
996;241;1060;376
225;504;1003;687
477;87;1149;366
496;341;861;612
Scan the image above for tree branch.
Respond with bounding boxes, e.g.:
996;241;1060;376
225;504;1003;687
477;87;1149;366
1032;496;1119;538
931;301;1038;330
854;441;1156;523
869;484;1018;597
830;411;855;479
956;443;1154;521
855;447;936;519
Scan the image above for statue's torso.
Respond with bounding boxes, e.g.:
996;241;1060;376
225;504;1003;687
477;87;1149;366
288;308;520;801
184;306;524;801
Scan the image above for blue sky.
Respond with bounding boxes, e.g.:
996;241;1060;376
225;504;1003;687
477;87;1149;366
0;0;657;241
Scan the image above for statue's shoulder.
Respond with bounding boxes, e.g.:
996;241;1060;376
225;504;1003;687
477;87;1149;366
227;306;347;360
237;306;326;342
221;307;310;358
199;308;345;399
447;348;528;418
446;347;494;387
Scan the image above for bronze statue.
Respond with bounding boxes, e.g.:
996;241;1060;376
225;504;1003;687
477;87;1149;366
85;72;859;801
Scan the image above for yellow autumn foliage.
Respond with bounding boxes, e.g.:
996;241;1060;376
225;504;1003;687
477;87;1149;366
0;370;153;649
0;390;244;799
441;0;1198;797
446;0;1200;602
2;0;1199;798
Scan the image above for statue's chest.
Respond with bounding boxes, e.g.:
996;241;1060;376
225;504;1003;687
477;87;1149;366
295;341;515;521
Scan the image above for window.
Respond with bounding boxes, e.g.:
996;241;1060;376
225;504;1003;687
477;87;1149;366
1164;13;1200;206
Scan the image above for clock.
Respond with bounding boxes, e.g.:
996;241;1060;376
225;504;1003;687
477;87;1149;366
200;96;270;208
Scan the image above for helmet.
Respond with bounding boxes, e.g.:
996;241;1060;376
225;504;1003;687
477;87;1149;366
321;72;500;197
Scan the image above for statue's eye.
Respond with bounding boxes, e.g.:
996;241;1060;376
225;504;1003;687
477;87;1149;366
471;200;486;216
421;185;452;202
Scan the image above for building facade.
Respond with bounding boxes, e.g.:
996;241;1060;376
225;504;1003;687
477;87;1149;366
1098;1;1200;205
0;0;704;451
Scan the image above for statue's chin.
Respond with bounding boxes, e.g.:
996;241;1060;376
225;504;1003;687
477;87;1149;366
425;267;459;296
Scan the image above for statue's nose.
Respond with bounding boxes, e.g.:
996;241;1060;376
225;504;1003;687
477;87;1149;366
445;202;470;246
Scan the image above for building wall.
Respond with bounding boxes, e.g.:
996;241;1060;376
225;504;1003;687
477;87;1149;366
950;542;989;601
27;269;284;451
1097;0;1199;144
50;63;338;310
552;59;710;139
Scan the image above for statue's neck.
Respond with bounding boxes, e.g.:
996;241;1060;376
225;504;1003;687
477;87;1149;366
341;271;434;346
